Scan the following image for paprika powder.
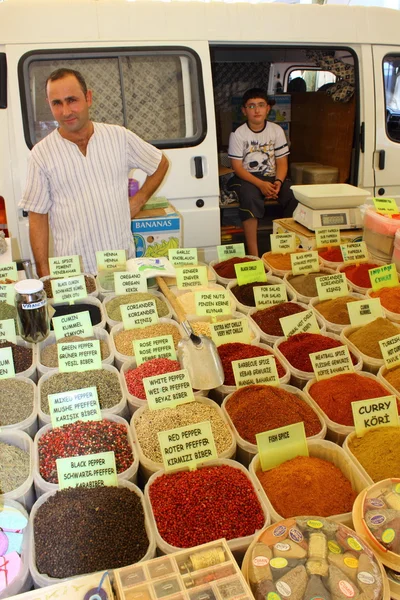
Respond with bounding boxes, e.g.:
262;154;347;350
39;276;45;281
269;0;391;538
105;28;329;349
340;263;380;289
318;246;343;263
278;333;357;373
218;343;286;385
251;302;306;337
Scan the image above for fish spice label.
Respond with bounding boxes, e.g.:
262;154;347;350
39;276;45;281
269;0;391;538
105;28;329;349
352;395;399;436
56;451;118;489
144;369;194;410
256;422;308;471
254;284;288;307
158;421;217;472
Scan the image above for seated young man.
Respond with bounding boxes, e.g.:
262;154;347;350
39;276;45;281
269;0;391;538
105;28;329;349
227;88;297;256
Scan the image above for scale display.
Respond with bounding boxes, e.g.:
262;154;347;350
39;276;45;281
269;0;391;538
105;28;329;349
320;213;347;226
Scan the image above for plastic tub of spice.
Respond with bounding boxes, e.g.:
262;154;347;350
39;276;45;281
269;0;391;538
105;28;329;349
338;261;386;294
0;377;38;439
310;293;365;335
37;329;114;377
222;384;326;467
0;498;32;598
29;479;156;587
343;427;400;484
317;244;345;268
378;364;400;396
187;311;260;344
249;438;370;526
304;371;397;445
0;337;37;382
110;318;185;369
0;430;34;510
131;397;236;482
341;317;400;374
209;255;270;286
33;414;138;497
274;331;363;389
38;363;128;427
49;295;106;330
284;267;338;304
262;249;318;278
367;285;400;323
41;273;99;299
386;568;400;599
170;284;237;319
103;290;173;330
145;458;270;561
226;276;295;315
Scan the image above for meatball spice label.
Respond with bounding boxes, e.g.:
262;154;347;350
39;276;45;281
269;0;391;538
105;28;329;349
48;386;102;427
53;311;94;340
351;395;399;436
56;450;118;489
0;262;17;282
51;275;87;304
176;266;208;289
0;285;15;306
256;422;308;471
369;263;399;292
158;421;217;471
380;333;400;369
0;319;16;344
168;248;198;266
316;273;348;302
144;368;195;410
310;345;354;380
0;347;15;379
315;227;341;248
195;291;231;317
96;249;127;271
340;242;369;265
58;340;102;373
133;335;177;366
279;309;320;338
232;355;279;387
210;319;251;346
290;251;320;275
270;233;296;254
372;196;399;216
217;243;245;261
235;261;267;286
120;300;159;330
347;298;384;327
49;255;82;278
253;284;288;307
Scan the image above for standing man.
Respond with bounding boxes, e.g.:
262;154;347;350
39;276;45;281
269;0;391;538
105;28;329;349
227;88;297;257
20;68;169;276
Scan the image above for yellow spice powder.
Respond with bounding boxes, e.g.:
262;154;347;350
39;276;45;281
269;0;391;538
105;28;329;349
348;426;400;481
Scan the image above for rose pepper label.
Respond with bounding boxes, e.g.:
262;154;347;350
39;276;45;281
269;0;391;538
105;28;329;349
270;233;296;254
51;275;87;304
133;335;177;366
158;421;217;472
120;300;159;330
254;285;288;307
195;290;231;317
168;248;198;266
210;318;251;346
53;310;94;340
373;197;399;216
352;396;399;436
280;309;320;338
290;251;320;275
316;273;348;302
347;298;384;327
114;271;147;295
315;227;341;248
256;422;308;471
0;319;17;344
0;346;15;379
232;355;279;387
56;450;118;489
143;368;195;410
49;255;82;278
96;249;127;271
310;345;354;381
235;260;267;285
369;263;399;292
48;386;102;428
217;243;245;261
340;242;369;265
176;266;208;289
0;284;16;306
58;340;102;373
0;262;17;282
380;333;400;370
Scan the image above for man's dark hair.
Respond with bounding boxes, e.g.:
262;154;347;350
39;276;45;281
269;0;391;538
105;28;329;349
45;68;88;96
242;88;275;107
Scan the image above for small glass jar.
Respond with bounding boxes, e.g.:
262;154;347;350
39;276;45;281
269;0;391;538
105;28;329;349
14;279;50;343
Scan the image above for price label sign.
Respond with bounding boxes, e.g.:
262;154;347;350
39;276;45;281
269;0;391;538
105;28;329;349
0;284;15;306
232;355;279;387
133;335;177;366
373;197;399;216
53;311;94;340
158;421;217;472
254;284;288;307
114;272;147;295
217;243;245;262
0;319;17;344
310;345;354;381
168;248;198;266
144;369;194;410
315;227;341;249
0;346;15;379
235;261;267;285
352;396;399;437
120;300;159;330
340;242;369;264
280;309;320;338
56;451;118;490
49;255;81;278
0;262;17;282
290;251;320;275
316;273;348;302
379;334;400;370
58;340;102;373
51;275;87;304
210;318;251;346
176;266;208;289
347;298;384;327
195;290;231;317
48;387;102;428
96;250;126;272
369;263;399;292
256;422;308;471
270;233;296;254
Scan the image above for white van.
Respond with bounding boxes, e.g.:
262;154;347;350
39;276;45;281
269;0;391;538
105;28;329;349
1;0;400;262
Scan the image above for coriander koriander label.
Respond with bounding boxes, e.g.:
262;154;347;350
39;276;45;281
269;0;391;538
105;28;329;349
114;272;147;295
232;355;279;387
254;284;288;307
270;233;296;254
256;422;309;471
49;387;102;428
143;369;195;410
56;451;118;490
373;197;399;216
176;266;208;289
0;262;17;282
379;334;400;370
120;300;159;330
58;340;102;373
195;290;231;316
49;255;82;278
96;250;126;272
158;421;217;472
315;227;341;248
340;242;369;264
369;263;399;292
0;346;15;379
316;273;348;302
51;275;87;304
0;284;15;306
310;345;354;381
235;260;267;285
352;396;399;437
210;318;251;346
216;243;245;262
347;298;384;327
168;248;198;266
133;335;177;366
279;309;320;338
290;251;320;275
53;311;94;340
0;319;17;344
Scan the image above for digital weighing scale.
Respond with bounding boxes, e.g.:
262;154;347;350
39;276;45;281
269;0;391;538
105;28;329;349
291;184;370;231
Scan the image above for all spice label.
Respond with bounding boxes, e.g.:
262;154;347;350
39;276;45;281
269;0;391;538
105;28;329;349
48;386;102;427
0;262;17;282
309;345;354;380
96;249;127;271
0;284;15;306
256;422;308;471
195;291;231;316
279;309;320;338
253;284;288;307
217;243;245;261
157;421;217;471
347;298;384;327
340;242;369;265
290;251;320;275
49;255;82;278
56;450;118;489
315;227;341;248
57;339;102;372
235;261;267;285
52;310;94;340
120;300;159;330
368;263;399;292
51;275;87;304
351;395;399;436
143;369;195;410
168;247;198;266
133;335;177;366
232;355;279;387
176;266;209;289
315;273;348;302
372;197;399;216
210;319;251;346
380;333;400;369
114;272;148;295
0;318;17;344
0;346;15;379
270;233;296;254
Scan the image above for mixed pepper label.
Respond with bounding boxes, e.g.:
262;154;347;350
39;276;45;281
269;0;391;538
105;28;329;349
290;251;320;275
48;386;102;427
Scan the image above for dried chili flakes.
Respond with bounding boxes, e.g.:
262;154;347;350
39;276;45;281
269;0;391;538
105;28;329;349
278;333;357;373
218;343;286;385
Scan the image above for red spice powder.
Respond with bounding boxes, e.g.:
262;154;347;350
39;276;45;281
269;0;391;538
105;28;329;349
370;285;400;314
278;332;357;372
124;358;181;399
252;302;306;337
217;342;286;385
318;246;343;262
213;256;258;279
341;262;380;288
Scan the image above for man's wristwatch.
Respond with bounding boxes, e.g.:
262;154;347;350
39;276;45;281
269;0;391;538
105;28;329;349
275;178;283;185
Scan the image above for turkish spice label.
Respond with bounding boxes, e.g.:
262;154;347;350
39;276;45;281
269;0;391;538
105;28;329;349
256;422;309;471
133;335;177;366
49;255;81;278
340;242;369;265
210;318;251;346
158;421;217;472
0;262;17;282
316;273;348;302
58;340;102;373
53;310;94;340
51;275;87;304
96;250;127;271
347;298;384;327
114;272;147;295
315;227;341;248
373;197;399;216
0;284;16;306
254;284;288;307
369;263;399;292
217;243;245;261
168;248;198;266
280;309;320;338
48;386;101;428
0;319;17;344
176;266;208;289
143;369;194;410
310;345;354;381
352;396;399;437
232;355;279;387
270;233;296;254
120;300;159;330
379;334;400;370
195;290;231;316
235;260;267;285
290;251;320;275
0;347;15;379
56;451;118;489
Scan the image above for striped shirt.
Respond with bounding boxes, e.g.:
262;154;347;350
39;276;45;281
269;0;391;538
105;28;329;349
228;121;289;177
20;123;162;274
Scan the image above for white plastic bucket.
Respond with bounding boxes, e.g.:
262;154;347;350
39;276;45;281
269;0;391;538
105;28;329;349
49;295;107;331
226;275;295;315
209;255;270;287
103;290;173;331
0;376;38;438
0;430;35;510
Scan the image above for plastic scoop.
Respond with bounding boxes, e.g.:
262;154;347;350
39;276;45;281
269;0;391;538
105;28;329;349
156;277;224;390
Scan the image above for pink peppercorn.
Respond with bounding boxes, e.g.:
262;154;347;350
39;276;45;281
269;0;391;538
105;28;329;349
124;358;181;399
148;465;265;548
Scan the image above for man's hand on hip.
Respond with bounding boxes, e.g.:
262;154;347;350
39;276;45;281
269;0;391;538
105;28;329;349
129;190;148;219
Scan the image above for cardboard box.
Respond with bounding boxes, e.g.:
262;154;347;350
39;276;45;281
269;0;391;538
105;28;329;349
273;218;363;251
268;94;291;123
279;122;290;144
131;204;182;258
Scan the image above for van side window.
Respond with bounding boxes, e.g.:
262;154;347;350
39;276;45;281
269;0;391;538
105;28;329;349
288;69;336;92
383;55;400;143
19;49;206;149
